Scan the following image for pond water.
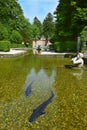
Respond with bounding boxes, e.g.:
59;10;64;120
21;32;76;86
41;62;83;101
0;55;87;130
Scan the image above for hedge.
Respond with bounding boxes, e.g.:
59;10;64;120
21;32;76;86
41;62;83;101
0;41;10;52
9;43;26;48
50;41;77;52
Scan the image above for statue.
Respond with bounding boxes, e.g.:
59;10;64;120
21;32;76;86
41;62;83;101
71;53;84;67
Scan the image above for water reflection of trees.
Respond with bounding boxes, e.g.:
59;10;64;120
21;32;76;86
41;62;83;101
25;68;56;91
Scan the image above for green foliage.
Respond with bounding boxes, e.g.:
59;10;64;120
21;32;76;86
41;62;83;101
0;0;33;44
0;41;10;51
54;0;74;40
9;43;26;48
0;0;23;29
0;23;9;40
19;18;33;44
10;30;23;44
33;17;42;38
50;41;77;52
31;24;40;40
43;13;55;39
76;8;87;21
80;26;87;47
54;0;87;41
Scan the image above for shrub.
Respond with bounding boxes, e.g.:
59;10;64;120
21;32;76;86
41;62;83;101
9;43;26;48
0;41;10;52
0;23;9;40
50;41;77;52
10;30;23;44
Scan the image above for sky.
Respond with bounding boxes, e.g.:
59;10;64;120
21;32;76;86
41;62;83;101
18;0;58;23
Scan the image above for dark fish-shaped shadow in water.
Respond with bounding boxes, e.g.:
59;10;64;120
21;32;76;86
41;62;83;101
25;81;34;97
29;91;54;123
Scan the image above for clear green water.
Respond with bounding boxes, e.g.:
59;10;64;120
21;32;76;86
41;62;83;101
0;55;87;130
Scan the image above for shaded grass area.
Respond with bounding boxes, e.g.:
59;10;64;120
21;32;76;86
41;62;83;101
0;55;87;130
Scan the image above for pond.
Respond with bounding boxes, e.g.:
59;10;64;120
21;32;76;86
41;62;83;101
0;55;87;130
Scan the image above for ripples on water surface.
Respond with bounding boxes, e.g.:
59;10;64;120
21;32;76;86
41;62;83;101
0;55;87;130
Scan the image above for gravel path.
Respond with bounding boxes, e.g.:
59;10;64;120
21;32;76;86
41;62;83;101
0;48;26;54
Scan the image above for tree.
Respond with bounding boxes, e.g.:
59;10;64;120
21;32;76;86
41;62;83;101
70;0;87;38
0;0;33;44
54;0;87;41
31;25;40;42
19;18;33;43
80;26;87;46
43;13;55;40
0;23;9;40
54;0;75;41
10;30;23;44
0;0;23;29
33;17;42;38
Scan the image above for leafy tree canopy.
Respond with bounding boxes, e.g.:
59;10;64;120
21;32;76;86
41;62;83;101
54;0;87;41
0;0;34;44
33;17;42;38
43;13;55;40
